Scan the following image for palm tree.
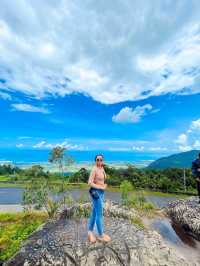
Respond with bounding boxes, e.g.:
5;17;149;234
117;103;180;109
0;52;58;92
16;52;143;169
49;146;74;178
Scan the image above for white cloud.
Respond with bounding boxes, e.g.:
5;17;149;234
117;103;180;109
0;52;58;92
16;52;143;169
33;141;46;148
175;118;200;151
112;104;153;123
175;133;188;145
193;140;200;149
109;145;168;152
0;91;11;100
32;140;85;150
18;136;32;140
11;103;50;113
16;143;24;148
0;1;200;104
132;146;145;151
148;147;168;152
178;145;192;152
190;119;200;131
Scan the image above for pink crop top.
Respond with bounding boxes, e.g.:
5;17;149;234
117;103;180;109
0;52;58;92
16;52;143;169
88;166;106;185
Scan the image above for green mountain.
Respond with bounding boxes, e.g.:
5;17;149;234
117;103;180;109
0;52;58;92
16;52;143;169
147;150;200;169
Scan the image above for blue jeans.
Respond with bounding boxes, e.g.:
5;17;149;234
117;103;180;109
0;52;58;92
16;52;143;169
88;188;104;236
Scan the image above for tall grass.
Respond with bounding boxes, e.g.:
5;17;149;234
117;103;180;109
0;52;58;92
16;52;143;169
120;181;155;215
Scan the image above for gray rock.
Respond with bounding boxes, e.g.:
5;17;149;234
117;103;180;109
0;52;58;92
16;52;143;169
4;201;191;266
166;197;200;240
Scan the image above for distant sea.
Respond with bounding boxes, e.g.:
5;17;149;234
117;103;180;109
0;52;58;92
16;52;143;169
0;148;169;168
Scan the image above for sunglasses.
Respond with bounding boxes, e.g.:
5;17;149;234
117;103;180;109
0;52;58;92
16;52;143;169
96;158;103;162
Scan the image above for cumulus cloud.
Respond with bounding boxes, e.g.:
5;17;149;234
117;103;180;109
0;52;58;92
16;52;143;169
0;1;200;104
193;140;200;149
175;118;200;151
189;118;200;131
175;133;188;145
112;104;153;123
11;103;50;113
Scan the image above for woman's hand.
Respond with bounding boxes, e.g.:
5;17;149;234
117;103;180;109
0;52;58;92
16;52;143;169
102;183;107;190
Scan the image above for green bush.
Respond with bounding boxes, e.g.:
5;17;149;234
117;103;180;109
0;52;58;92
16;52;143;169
120;180;133;205
0;212;47;261
22;178;76;218
127;191;155;213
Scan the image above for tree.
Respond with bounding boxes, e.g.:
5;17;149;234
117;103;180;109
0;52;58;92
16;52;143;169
48;146;74;178
30;165;45;178
120;180;133;205
69;168;89;183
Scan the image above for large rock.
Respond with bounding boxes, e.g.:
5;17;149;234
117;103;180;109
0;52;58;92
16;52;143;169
4;201;191;266
166;197;200;240
56;200;138;221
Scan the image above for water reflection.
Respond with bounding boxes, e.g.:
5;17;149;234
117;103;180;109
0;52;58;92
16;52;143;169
151;217;200;263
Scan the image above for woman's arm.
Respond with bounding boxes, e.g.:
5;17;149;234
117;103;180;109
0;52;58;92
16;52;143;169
88;168;106;189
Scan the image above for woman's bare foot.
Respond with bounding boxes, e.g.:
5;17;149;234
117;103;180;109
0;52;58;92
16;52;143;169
88;231;96;243
97;233;111;242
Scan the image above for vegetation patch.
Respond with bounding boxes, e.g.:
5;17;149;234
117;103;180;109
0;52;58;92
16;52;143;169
130;216;145;229
0;211;48;261
120;181;156;218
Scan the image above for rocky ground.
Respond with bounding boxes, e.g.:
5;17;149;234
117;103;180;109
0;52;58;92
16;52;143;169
166;196;200;240
3;201;198;266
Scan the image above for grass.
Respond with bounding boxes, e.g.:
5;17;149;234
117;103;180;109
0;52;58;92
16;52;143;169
0;211;48;261
130;216;145;229
128;192;155;211
107;186;191;198
120;187;157;218
0;183;27;188
0;176;11;182
141;189;190;198
0;180;90;189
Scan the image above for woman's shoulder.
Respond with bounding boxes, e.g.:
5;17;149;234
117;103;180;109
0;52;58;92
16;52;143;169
91;166;97;172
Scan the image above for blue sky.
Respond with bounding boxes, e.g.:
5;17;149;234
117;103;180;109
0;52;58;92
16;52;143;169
0;0;200;154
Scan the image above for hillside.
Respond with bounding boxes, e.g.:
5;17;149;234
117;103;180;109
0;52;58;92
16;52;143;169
147;150;200;169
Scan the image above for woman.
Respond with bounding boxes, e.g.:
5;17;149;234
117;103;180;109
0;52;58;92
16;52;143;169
87;154;111;243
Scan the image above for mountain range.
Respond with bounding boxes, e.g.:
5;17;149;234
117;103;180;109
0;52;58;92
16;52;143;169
147;150;200;169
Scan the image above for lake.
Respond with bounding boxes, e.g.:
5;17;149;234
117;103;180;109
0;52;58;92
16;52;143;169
0;187;178;207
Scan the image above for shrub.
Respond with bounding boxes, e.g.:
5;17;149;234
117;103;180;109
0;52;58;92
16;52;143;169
120;180;133;205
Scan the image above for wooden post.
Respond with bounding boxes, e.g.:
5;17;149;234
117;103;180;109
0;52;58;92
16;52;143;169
183;168;186;192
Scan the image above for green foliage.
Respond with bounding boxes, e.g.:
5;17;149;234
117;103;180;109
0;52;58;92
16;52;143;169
73;204;91;219
0;212;47;261
24;165;48;179
103;164;196;193
120;180;133;205
77;192;88;204
120;188;155;216
128;192;155;211
0;160;197;194
130;216;145;229
22;179;75;218
22;179;49;211
68;168;89;183
0;164;21;176
0;176;10;182
62;194;74;207
49;146;74;177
